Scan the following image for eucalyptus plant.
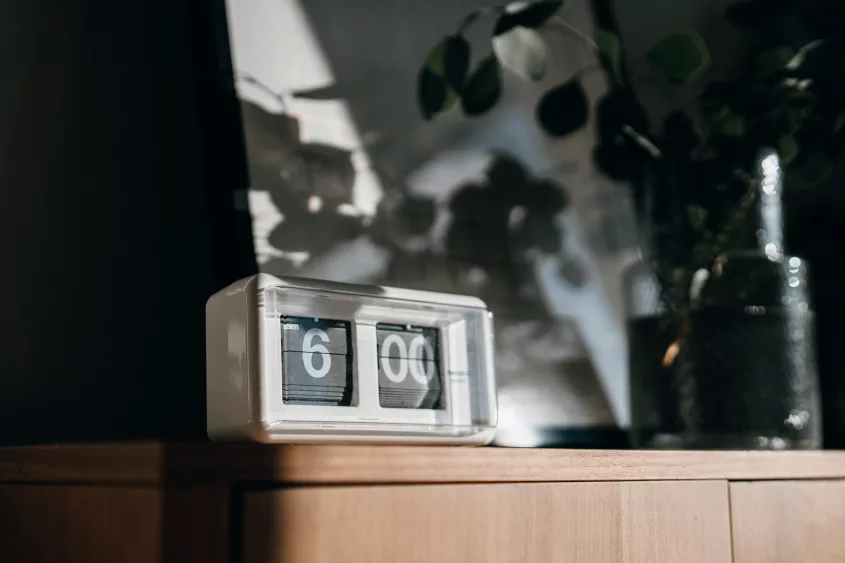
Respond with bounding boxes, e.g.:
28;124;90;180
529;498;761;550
416;0;845;309
417;0;709;139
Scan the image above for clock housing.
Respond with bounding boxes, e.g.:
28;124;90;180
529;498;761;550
206;274;497;444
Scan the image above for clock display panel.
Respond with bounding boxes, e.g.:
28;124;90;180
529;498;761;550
281;316;353;406
376;323;442;410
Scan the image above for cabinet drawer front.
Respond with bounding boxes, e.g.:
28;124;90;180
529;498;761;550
242;481;731;563
731;480;845;563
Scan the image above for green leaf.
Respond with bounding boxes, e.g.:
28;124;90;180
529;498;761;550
504;1;532;12
493;10;521;36
719;115;745;137
418;35;470;118
461;56;503;116
783;107;806;133
706;106;745;138
789;150;833;189
754;46;795;78
835;112;845;132
646;30;711;84
595;28;622;84
536;79;589;137
424;35;471;91
492;26;548;80
686;204;708;230
494;1;564;36
417;68;448;120
785;39;828;71
778;135;799;164
512;0;565;26
442;36;471;92
425;41;447;77
443;87;460;112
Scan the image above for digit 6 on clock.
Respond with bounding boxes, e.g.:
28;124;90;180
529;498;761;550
381;334;434;384
302;328;331;379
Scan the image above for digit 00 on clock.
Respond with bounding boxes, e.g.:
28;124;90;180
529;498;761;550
206;274;497;444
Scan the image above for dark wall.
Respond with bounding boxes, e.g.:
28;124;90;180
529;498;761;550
0;0;254;444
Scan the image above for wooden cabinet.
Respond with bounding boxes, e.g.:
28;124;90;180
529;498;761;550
0;485;162;563
0;444;844;563
730;481;845;563
242;481;732;563
0;484;229;563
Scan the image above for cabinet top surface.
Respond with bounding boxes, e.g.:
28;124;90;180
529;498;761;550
2;443;845;486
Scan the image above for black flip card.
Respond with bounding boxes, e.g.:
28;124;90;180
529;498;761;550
377;323;442;409
281;316;353;406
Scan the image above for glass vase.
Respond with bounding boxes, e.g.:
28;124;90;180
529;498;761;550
628;250;822;450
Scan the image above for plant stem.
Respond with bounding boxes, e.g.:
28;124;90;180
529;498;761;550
545;16;599;51
453;5;505;35
622;126;662;159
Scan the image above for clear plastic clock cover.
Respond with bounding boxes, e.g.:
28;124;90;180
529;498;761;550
207;274;497;443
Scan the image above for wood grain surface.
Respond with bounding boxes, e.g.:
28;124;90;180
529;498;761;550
2;443;845;485
0;485;229;563
241;480;732;563
0;485;161;563
730;480;845;563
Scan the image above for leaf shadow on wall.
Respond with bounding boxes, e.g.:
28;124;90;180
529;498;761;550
241;93;585;325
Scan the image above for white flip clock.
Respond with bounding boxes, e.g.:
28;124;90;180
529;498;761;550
206;274;498;444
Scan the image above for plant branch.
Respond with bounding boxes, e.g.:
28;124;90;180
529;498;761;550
453;5;505;35
622;126;662;159
545;16;599;51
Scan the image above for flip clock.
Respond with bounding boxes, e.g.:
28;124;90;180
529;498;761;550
206;274;497;444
